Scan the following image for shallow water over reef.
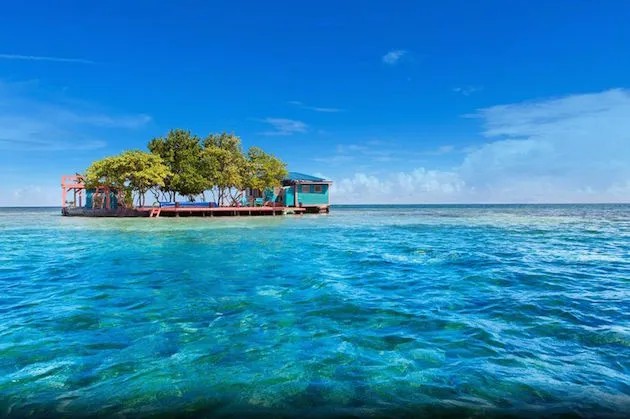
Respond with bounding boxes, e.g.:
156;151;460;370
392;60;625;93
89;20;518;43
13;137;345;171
0;205;629;417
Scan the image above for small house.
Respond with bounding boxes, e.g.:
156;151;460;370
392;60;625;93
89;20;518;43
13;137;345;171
277;172;332;213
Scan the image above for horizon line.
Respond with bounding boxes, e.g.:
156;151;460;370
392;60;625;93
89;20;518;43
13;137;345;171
1;202;628;209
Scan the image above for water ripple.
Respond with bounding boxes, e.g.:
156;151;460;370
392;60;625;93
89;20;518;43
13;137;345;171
0;205;629;417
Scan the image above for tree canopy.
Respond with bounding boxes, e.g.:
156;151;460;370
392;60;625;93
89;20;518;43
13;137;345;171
245;146;288;193
84;130;287;207
84;150;171;207
148;129;207;201
202;133;248;205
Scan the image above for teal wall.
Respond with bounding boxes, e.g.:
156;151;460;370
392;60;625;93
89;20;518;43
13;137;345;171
85;189;118;209
264;188;276;202
284;184;329;206
284;186;295;206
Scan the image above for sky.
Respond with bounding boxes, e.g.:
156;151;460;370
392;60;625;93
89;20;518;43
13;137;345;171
1;0;630;205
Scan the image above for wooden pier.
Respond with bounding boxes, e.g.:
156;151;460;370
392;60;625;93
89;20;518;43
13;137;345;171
62;205;307;217
140;205;306;217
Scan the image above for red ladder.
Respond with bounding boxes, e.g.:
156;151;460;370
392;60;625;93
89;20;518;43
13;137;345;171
149;207;161;218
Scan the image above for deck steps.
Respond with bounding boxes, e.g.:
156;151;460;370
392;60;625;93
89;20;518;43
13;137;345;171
149;207;161;218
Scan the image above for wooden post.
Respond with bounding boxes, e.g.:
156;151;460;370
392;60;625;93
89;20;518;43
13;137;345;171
105;187;111;210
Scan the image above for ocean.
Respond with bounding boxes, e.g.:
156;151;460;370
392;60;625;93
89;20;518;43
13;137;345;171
0;205;628;417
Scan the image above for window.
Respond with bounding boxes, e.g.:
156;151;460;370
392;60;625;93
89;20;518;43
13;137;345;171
314;185;323;193
301;185;310;193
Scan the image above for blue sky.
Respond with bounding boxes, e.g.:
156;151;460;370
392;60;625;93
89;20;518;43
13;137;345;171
1;0;630;205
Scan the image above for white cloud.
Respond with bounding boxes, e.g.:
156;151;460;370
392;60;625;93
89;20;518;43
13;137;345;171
423;145;457;156
332;169;464;204
0;53;93;64
397;168;465;195
62;112;152;128
382;50;407;65
452;86;482;96
332;89;630;203
288;100;343;113
5;183;60;206
260;118;308;136
334;173;392;201
460;88;630;202
315;143;399;166
0;80;151;151
315;142;459;168
437;145;455;154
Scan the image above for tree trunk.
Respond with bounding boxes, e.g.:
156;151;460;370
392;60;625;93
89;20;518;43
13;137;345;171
229;189;242;205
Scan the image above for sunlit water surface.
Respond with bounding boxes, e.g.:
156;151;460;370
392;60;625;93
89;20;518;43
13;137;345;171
0;205;629;417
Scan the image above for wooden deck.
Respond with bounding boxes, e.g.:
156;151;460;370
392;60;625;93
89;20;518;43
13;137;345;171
61;205;321;217
138;205;306;217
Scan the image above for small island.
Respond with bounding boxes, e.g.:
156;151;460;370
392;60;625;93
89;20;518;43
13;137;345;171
61;130;332;217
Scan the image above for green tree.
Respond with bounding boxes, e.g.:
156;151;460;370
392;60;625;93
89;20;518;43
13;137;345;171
202;132;247;205
148;129;207;202
84;129;289;208
84;150;170;207
244;146;288;193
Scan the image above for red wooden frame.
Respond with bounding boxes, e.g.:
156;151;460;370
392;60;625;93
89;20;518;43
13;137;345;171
61;175;85;208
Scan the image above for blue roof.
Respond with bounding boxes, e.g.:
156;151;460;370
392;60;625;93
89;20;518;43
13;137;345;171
284;172;327;182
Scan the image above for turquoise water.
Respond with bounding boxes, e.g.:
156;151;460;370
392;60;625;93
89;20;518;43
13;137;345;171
0;205;629;417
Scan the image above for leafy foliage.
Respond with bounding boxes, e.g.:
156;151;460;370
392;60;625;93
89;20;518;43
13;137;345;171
84;150;171;207
84;130;288;207
202;133;247;205
148;129;207;201
245;146;288;192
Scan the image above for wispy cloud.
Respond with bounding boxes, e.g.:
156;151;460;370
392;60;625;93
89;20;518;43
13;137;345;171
61;112;152;128
382;50;407;65
452;86;483;96
423;145;457;156
0;80;151;151
7;183;60;206
0;137;106;151
0;53;94;64
316;141;459;167
314;143;402;166
458;88;630;202
260;118;308;136
288;100;343;113
333;89;630;203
